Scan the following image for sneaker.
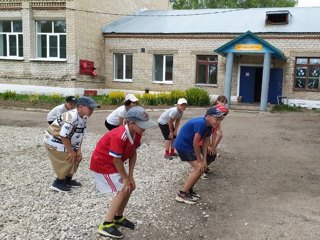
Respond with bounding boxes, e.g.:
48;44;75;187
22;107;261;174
50;179;71;193
175;191;197;205
164;154;173;160
189;189;201;200
170;152;179;157
66;179;82;188
205;168;214;175
201;172;209;180
113;217;135;230
98;222;123;239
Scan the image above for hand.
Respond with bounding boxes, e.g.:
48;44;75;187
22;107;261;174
75;151;83;163
123;177;134;193
129;176;136;191
168;132;174;140
207;146;216;155
198;161;207;173
66;151;77;163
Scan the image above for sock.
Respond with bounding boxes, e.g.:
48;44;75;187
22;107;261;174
114;216;123;220
66;176;72;182
165;150;169;155
170;148;175;154
103;221;113;225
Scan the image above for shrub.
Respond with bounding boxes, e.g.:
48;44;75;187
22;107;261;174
108;92;125;105
141;93;158;106
3;90;17;100
185;88;210;106
271;105;303;112
156;93;172;105
170;90;187;104
29;94;40;104
50;93;63;104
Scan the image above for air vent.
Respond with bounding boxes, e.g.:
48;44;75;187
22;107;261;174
266;10;291;25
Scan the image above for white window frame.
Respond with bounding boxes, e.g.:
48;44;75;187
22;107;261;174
113;53;133;82
0;20;23;60
36;20;66;60
153;54;173;84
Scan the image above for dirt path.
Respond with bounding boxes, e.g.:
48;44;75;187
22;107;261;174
1;107;320;239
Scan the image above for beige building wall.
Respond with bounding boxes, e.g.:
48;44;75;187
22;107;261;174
104;34;320;101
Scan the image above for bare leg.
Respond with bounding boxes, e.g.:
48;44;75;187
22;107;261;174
105;190;131;222
182;160;201;192
165;140;172;151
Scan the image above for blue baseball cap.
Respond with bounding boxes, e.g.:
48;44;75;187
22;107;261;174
76;96;99;109
126;106;154;129
205;106;225;117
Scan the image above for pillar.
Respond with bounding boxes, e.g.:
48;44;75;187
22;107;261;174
223;52;234;107
260;52;271;111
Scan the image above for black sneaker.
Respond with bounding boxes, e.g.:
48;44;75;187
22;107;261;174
175;191;197;204
113;217;135;230
66;179;82;188
98;222;123;239
189;188;201;200
50;179;71;193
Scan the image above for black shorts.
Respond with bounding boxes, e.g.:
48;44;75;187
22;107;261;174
200;146;217;165
158;123;175;140
105;120;118;131
176;150;197;162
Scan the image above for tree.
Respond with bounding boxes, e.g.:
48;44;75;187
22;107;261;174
172;0;297;9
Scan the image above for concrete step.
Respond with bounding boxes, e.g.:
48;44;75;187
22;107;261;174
230;103;273;112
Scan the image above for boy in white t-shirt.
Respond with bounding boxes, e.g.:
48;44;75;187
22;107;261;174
158;98;187;160
44;96;98;192
47;96;77;124
104;94;139;130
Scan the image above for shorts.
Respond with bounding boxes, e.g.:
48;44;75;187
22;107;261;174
176;150;197;162
105;120;118;131
200;146;217;165
158;123;175;140
91;171;124;193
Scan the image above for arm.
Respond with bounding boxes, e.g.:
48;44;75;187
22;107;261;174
113;157;133;193
173;118;181;137
193;133;208;172
211;126;223;153
128;151;137;191
118;116;125;125
60;136;77;162
168;117;175;139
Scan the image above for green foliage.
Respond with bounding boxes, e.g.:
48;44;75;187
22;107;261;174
185;87;210;106
271;104;302;112
172;0;297;9
49;93;63;104
170;90;187;104
141;93;159;106
3;90;17;100
108;92;125;105
29;94;40;104
156;93;172;105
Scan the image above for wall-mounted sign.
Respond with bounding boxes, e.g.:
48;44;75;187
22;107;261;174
235;44;263;51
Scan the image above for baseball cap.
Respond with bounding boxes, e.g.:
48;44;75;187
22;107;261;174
126;106;154;129
205;106;225;117
215;104;229;115
76;96;99;109
177;98;188;105
125;94;139;102
65;96;77;103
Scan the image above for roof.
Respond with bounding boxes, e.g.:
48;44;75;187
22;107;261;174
102;7;320;34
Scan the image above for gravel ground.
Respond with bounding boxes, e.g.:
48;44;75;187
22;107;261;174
0;125;191;240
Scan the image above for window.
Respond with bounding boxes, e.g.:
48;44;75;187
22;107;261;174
0;20;23;58
196;55;218;85
36;20;66;59
265;10;290;25
153;55;173;82
114;53;132;80
294;57;320;91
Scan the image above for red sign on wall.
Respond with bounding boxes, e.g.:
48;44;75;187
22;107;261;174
79;60;97;76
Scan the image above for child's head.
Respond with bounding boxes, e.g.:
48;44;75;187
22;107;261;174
205;106;228;127
176;98;188;112
65;96;77;110
125;106;154;134
124;94;139;109
76;96;99;118
213;95;228;106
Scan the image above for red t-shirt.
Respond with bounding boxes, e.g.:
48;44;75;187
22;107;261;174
90;125;141;174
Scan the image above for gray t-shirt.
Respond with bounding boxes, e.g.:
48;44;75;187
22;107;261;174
158;107;183;125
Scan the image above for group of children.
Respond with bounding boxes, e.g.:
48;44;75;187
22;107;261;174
44;93;228;239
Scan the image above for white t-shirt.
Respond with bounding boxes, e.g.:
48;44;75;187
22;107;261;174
106;105;127;126
158;107;183;125
47;103;68;122
44;109;87;152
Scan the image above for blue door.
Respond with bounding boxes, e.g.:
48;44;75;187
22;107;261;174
268;68;283;104
239;66;256;103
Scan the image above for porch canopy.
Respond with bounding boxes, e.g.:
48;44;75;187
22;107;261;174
214;31;287;111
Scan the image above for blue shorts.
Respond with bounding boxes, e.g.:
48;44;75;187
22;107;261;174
176;150;196;162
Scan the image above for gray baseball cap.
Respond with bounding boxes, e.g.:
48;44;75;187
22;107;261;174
126;106;154;129
76;96;99;109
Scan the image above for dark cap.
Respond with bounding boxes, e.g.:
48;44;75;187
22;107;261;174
205;106;226;117
126;106;154;129
65;96;77;103
76;96;99;109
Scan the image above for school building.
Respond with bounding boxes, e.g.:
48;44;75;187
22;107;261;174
1;3;320;110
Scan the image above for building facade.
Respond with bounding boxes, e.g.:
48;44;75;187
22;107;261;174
0;0;169;94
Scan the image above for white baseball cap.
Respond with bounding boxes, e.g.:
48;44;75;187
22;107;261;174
177;98;188;105
125;94;139;102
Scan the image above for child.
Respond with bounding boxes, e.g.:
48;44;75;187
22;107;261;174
202;96;229;179
47;96;77;124
173;106;226;204
44;96;98;192
158;98;187;160
90;106;154;239
105;94;139;130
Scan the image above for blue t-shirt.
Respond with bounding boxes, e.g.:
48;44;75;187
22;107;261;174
173;117;212;152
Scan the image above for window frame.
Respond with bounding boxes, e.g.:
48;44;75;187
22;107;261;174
113;53;133;82
195;55;218;86
36;20;66;60
0;20;23;60
294;57;320;92
152;54;173;84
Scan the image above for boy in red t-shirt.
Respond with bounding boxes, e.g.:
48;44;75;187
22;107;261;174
90;106;154;239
